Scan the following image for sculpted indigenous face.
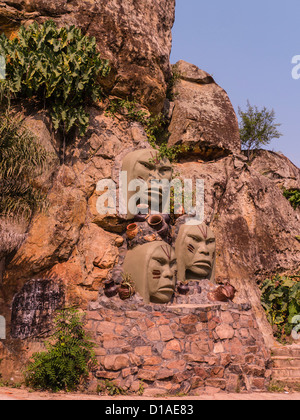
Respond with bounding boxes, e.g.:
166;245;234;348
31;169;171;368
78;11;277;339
121;149;172;218
175;223;216;283
123;242;177;304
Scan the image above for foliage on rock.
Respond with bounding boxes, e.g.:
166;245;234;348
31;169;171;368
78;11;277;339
238;101;282;161
0;20;110;136
106;98;182;161
260;274;300;342
24;308;97;392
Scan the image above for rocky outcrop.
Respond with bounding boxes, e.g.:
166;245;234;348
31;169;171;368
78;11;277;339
175;153;300;346
0;0;176;112
0;0;299;384
168;61;241;158
175;154;300;281
250;150;300;191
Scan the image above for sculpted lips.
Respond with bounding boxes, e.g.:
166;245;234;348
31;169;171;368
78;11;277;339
158;286;175;293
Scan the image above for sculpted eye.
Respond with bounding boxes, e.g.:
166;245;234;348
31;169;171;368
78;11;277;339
207;238;215;244
153;258;166;266
159;166;172;173
188;235;202;243
140;161;154;171
170;260;177;268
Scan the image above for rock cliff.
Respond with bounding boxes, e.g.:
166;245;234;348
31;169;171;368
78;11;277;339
0;0;299;382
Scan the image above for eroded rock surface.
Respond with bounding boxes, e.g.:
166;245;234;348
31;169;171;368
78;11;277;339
0;0;175;112
0;0;299;384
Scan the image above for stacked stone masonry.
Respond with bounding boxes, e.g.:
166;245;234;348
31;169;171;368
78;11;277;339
86;295;272;395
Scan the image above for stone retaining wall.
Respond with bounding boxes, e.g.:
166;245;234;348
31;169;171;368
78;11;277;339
86;294;272;395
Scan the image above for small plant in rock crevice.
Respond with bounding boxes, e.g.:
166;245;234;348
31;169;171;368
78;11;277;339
97;379;127;396
106;98;183;162
283;188;300;210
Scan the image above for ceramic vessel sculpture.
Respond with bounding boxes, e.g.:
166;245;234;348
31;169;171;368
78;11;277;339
104;279;119;298
126;223;139;239
147;214;163;231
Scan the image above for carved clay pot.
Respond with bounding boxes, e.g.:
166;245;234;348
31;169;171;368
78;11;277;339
104;280;119;298
208;285;229;302
118;284;135;300
126;223;139;240
177;282;190;295
147;214;163;231
222;282;237;301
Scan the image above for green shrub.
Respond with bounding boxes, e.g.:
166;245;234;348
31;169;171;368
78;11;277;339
24;308;97;392
0;109;49;219
260;274;300;342
0;20;110;136
283;189;300;210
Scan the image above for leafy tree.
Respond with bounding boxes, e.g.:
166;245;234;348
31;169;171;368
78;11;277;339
0;20;110;137
238;101;282;161
24;308;97;392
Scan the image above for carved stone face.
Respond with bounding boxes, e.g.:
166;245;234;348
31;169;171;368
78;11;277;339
147;244;177;303
175;223;216;283
121;149;172;218
123;242;177;304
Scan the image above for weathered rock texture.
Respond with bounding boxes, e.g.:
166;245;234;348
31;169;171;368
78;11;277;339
168;61;241;158
11;278;65;339
250;150;300;191
0;0;176;112
174;153;300;346
1;105;150;315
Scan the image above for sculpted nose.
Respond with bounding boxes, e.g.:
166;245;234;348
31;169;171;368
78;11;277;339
197;245;209;256
163;267;173;279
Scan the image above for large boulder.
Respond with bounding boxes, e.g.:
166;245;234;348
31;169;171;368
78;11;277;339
168;60;241;158
0;0;175;112
175;154;300;281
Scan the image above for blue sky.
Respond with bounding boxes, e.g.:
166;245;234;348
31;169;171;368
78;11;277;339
170;0;300;168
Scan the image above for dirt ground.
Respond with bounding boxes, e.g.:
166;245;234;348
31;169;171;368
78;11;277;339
0;386;299;400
